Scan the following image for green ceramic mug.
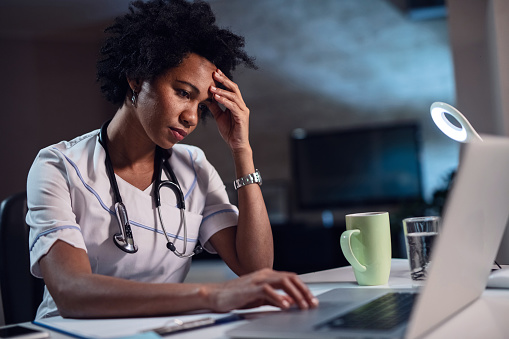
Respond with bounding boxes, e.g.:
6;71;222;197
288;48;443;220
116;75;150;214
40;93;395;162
340;212;392;286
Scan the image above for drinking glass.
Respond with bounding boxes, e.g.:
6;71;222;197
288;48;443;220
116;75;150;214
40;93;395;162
403;216;441;281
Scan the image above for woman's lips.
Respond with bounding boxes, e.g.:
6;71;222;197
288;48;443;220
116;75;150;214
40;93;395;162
170;127;187;141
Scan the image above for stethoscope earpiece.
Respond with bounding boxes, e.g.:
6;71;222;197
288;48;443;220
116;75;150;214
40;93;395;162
167;242;202;255
167;242;176;251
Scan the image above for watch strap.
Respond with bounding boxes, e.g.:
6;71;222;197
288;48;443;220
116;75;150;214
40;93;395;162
233;169;262;190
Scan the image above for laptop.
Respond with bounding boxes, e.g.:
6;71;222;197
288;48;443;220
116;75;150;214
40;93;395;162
227;135;509;339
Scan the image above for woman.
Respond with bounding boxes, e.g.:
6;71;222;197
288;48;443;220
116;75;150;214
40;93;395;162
26;0;318;319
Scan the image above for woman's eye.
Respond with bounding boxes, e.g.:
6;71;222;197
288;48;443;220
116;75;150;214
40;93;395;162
198;104;209;114
177;89;190;98
198;104;212;120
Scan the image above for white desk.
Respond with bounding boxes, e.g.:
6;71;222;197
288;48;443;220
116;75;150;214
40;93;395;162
18;259;509;338
304;259;509;339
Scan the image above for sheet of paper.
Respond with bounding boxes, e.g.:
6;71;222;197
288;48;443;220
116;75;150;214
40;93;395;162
33;288;336;338
34;313;225;338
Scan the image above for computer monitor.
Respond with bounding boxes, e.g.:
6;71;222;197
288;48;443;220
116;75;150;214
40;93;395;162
290;122;423;211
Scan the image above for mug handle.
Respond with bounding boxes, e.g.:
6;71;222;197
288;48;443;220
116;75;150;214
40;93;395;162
340;229;367;272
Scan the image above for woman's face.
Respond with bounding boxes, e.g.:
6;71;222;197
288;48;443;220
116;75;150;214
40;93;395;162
134;53;217;149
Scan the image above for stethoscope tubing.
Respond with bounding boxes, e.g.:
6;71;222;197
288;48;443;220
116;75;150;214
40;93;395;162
98;120;201;257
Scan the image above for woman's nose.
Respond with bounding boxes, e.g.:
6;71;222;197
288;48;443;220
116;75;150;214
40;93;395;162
180;105;198;127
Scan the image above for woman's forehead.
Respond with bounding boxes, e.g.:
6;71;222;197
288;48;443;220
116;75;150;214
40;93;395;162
166;54;216;90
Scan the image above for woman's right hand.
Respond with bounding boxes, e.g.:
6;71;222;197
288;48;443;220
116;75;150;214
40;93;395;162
206;268;319;313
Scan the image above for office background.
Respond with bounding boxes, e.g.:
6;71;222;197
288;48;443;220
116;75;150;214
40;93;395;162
1;0;508;270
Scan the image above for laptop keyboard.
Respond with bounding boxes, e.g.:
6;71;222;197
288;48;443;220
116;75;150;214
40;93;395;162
317;292;416;331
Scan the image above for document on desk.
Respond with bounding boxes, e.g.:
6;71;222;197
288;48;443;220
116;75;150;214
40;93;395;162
33;313;238;338
31;284;345;338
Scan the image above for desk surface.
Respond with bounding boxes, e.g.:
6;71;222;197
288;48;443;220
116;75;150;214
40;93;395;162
18;259;509;339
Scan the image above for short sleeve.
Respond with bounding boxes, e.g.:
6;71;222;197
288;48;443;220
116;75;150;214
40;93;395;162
26;148;87;278
176;145;238;253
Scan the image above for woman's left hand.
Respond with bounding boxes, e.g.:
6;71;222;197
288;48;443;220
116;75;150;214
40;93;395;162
209;69;251;153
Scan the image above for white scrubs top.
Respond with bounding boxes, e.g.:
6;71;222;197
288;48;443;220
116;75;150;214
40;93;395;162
26;129;239;319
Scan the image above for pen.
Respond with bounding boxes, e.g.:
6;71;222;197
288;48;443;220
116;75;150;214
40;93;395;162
149;314;244;336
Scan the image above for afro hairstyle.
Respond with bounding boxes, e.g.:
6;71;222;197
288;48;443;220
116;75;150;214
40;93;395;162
96;0;256;108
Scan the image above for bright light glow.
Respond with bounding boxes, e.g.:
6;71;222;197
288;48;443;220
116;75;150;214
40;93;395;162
430;102;483;143
431;107;467;142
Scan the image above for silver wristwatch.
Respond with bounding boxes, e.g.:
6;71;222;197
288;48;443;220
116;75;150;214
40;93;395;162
233;169;262;190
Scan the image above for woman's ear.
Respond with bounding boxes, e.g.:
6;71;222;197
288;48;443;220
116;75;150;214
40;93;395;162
127;77;141;93
126;77;141;106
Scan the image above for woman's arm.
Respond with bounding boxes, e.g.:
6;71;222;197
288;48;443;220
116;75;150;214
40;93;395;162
207;150;274;275
40;240;315;318
207;69;274;275
40;240;207;318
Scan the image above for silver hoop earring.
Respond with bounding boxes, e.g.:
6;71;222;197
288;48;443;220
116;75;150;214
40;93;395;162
131;90;138;106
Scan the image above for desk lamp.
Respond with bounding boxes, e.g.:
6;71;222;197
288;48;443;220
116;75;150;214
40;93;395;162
430;102;509;287
430;102;482;143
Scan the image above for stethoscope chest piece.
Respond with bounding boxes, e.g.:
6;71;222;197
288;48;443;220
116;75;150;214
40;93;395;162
113;202;138;253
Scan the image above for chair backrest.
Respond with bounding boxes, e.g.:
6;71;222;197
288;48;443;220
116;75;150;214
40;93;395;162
0;192;44;325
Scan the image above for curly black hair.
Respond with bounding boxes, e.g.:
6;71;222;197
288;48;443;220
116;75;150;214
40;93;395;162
96;0;256;108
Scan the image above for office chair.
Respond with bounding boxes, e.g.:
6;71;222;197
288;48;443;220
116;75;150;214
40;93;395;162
0;192;44;325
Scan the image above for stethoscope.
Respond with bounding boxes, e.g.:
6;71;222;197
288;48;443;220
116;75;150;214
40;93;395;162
98;120;203;257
